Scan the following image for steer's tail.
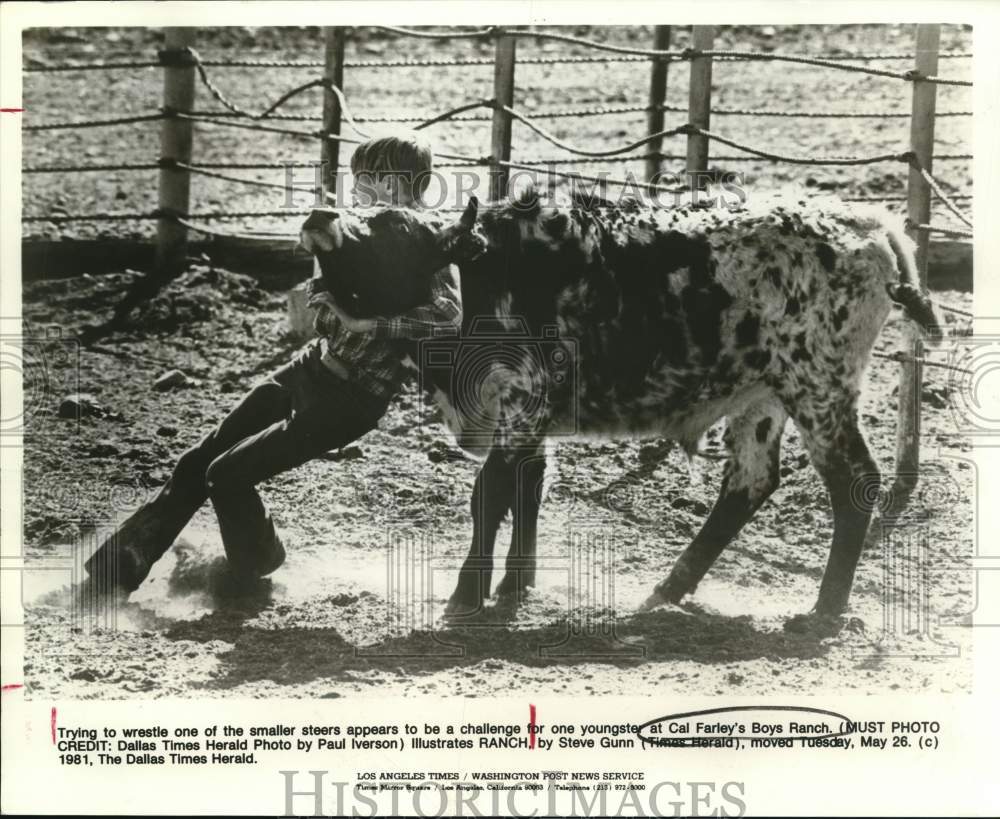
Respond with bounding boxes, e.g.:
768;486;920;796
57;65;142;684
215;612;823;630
885;227;947;347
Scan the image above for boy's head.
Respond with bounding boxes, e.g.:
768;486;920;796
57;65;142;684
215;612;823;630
350;131;434;208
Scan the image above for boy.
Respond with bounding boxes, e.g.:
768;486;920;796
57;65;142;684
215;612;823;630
85;132;462;594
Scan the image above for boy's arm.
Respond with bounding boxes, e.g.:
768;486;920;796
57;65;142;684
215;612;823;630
368;263;463;339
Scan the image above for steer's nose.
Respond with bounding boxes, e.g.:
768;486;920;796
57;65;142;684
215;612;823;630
302;209;336;231
300;210;343;253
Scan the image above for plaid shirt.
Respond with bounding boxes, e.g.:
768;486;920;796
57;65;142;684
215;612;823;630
313;264;462;400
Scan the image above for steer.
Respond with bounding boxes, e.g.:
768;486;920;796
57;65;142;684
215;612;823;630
300;191;944;626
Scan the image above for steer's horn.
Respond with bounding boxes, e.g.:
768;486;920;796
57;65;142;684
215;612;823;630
460;196;479;230
439;197;484;258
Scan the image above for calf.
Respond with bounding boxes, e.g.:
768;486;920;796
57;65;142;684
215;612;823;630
300;191;944;624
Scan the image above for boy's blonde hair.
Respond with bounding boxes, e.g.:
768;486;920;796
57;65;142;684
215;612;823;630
350;131;435;201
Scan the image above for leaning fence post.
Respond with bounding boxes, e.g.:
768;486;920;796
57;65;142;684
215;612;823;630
489;29;517;202
894;23;941;499
685;25;715;191
320;26;347;201
645;25;672;183
155;27;196;277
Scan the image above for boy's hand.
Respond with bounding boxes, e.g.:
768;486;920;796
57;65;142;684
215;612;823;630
308;290;377;334
305;277;329;301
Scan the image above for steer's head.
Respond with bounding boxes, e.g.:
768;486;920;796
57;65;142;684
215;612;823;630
299;198;485;318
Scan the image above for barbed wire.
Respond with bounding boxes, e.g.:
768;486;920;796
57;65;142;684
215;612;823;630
376;25;497;40
22;207;312;224
689;126;912;166
22;55;653;71
24;200;974;240
24;32;971;87
175;47;375;138
21;49;973;73
23;162;160;174
21;105;979;137
186;101;972;122
930;301;974;318
172;111;488;164
499;160;690;195
906;220;973;239
871;351;974;375
411;98;495;130
910;162;974;228
22;112;166;132
172;215;299;241
501;103;913;164
495;29;973;85
21;152;972;174
491;101;973;120
841;192;973;203
502;152;972;166
171;160;320;193
373;25;972;71
23;60;163;72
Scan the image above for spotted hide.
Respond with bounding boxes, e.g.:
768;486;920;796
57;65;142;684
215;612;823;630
300;191;945;624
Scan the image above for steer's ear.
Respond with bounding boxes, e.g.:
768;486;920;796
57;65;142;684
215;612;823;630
439;197;483;260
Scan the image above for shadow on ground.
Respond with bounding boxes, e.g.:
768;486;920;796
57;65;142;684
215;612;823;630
164;604;830;691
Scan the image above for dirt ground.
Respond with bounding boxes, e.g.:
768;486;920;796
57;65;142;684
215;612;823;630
19;25;975;699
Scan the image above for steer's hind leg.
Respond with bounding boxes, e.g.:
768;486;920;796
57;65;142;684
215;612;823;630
445;447;515;618
642;398;787;610
495;445;546;601
791;404;880;619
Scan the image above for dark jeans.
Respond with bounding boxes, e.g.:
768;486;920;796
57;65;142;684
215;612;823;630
85;340;389;591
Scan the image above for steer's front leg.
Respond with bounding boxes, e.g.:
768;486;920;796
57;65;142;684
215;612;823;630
495;443;546;600
445;447;515;618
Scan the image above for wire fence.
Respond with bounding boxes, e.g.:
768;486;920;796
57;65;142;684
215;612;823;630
22;25;973;237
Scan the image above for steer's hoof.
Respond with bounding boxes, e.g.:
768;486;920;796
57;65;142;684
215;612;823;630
443;594;485;621
638;589;671;612
783;612;846;637
494;573;534;601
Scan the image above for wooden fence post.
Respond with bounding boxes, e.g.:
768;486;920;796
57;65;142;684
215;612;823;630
291;26;346;340
155;27;196;277
645;25;671;183
685;25;715;191
320;26;347;202
489;30;517;202
894;23;941;499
